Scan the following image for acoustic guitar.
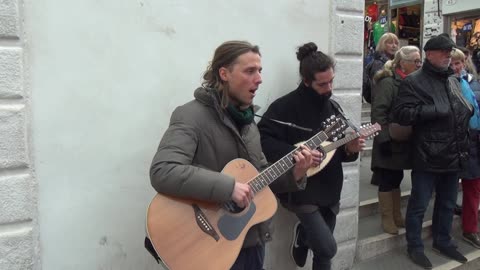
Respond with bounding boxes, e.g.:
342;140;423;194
295;122;380;177
145;115;347;270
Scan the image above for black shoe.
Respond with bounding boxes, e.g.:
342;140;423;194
408;250;432;269
291;222;308;267
432;244;467;263
463;233;480;249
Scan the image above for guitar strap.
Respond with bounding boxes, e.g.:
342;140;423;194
144;237;161;264
329;99;359;132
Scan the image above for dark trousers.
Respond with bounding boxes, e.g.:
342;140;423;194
374;168;404;192
230;245;265;270
406;170;458;252
462;178;480;233
296;205;338;270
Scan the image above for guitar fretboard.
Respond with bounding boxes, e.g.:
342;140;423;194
322;133;359;153
248;131;329;194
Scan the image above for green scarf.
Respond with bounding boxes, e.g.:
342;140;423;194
226;104;254;126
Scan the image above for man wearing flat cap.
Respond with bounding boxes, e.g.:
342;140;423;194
393;33;472;269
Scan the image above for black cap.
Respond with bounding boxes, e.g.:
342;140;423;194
423;33;456;51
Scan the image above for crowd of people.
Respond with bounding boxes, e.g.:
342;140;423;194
367;32;480;269
146;31;480;270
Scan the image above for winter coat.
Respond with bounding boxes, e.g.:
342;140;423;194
371;71;412;170
150;87;304;247
393;60;471;173
369;52;390;84
460;74;480;180
258;84;358;208
363;52;390;103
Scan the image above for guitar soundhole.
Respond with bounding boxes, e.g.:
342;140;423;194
223;201;244;214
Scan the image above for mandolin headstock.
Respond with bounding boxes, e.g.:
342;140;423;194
322;115;347;142
359;122;381;139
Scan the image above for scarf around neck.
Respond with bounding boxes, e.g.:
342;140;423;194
395;68;408;79
226;104;254;126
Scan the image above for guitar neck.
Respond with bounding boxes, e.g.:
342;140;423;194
248;131;329;194
322;133;359;153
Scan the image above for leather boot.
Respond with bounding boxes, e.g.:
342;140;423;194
392;188;405;228
378;191;399;234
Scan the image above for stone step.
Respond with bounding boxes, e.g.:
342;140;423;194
361;147;372;157
356;199;440;262
359;190;410;219
361;117;371;126
361;103;371;118
352;227;480;270
356;190;465;263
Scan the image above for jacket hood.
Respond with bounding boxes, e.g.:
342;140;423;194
194;87;221;107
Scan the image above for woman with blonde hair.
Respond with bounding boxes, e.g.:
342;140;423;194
363;33;399;105
458;46;479;80
450;48;480;249
371;45;422;234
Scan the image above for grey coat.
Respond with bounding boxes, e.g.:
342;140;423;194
371;72;412;170
150;87;304;247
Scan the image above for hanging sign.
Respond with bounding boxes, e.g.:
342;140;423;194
389;0;421;9
442;0;480;15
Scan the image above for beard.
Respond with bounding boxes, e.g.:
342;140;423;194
437;58;452;70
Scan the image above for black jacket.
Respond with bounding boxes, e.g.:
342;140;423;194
258;84;358;207
363;52;390;103
392;60;471;172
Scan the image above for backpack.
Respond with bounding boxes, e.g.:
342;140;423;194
362;61;374;103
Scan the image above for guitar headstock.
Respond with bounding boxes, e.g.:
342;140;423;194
322;115;347;141
359;122;381;139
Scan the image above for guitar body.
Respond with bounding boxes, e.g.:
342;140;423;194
305;141;337;177
295;122;380;177
146;158;278;270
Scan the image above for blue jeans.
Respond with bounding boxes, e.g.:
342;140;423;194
230;245;265;270
296;204;339;270
406;170;459;252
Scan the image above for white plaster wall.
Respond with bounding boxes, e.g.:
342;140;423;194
22;0;364;269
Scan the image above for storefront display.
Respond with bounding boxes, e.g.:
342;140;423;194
442;0;480;72
363;0;422;65
391;5;422;47
450;17;480;49
364;0;392;64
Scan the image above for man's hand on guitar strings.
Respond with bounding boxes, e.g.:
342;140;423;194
310;149;323;167
345;135;366;153
231;182;254;208
292;144;315;181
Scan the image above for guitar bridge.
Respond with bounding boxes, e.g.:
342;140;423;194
192;204;220;241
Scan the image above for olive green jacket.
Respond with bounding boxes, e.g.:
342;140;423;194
371;73;412;170
150;87;305;247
